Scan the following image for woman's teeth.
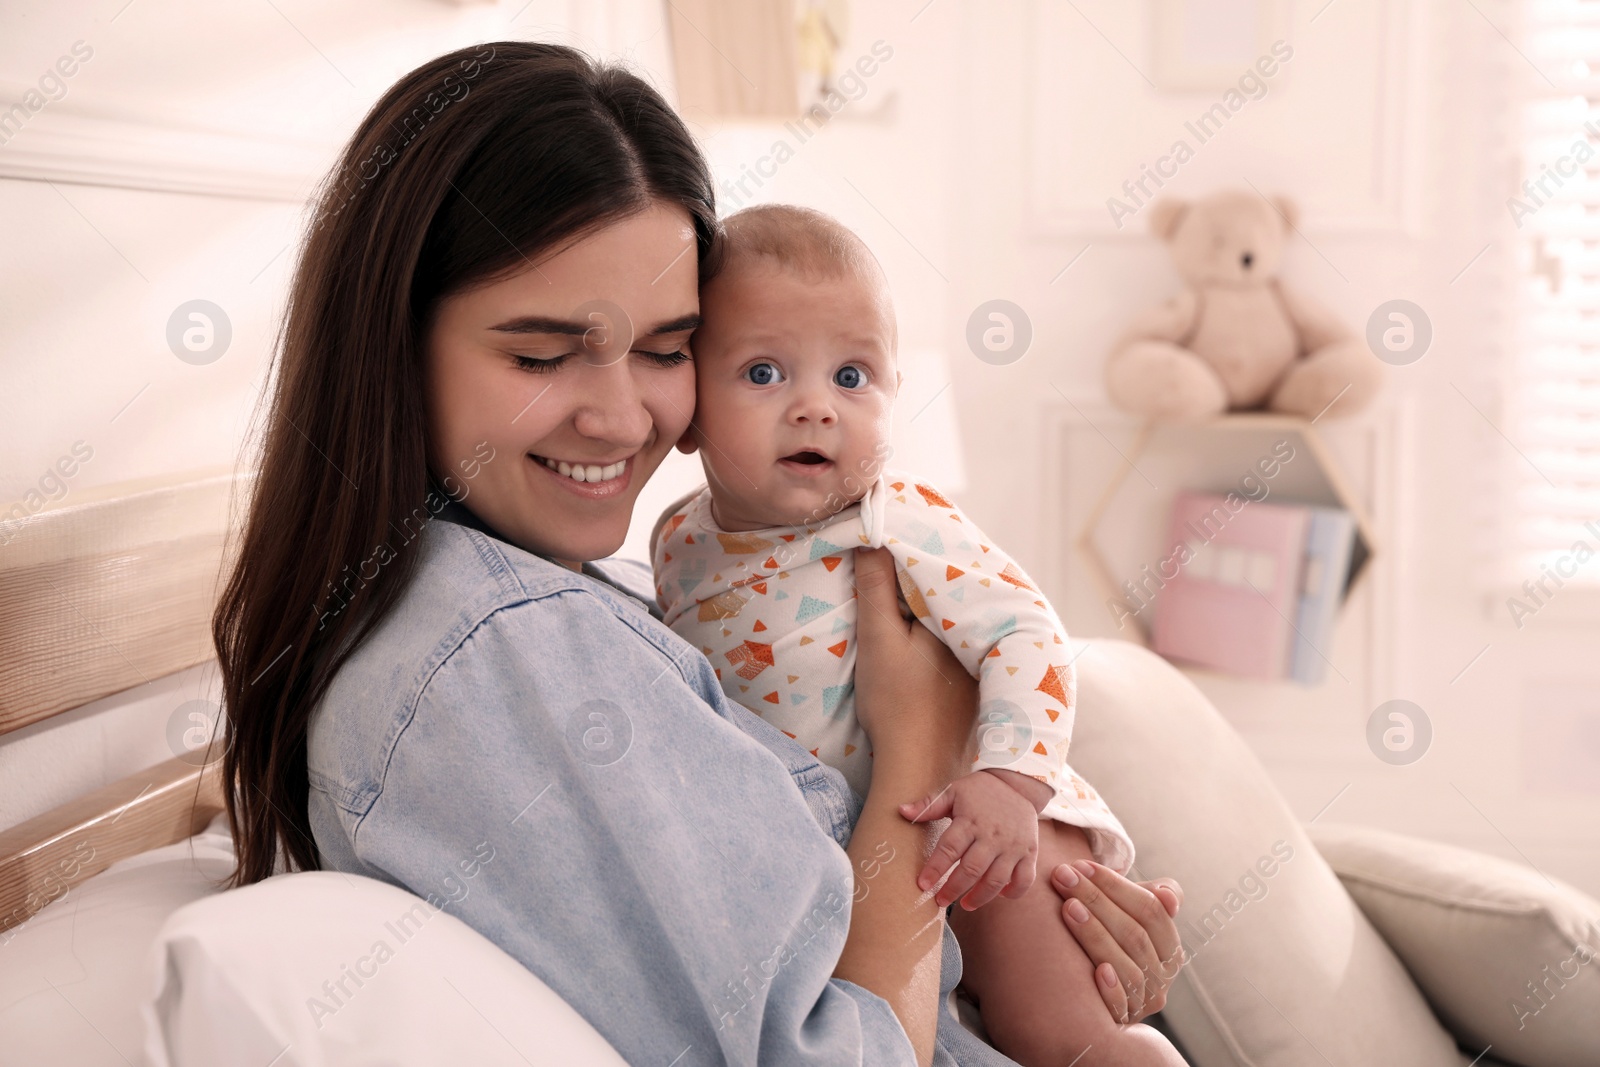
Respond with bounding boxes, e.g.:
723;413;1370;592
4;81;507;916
540;456;626;483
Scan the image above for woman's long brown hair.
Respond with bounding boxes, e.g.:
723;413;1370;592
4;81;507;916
213;41;719;888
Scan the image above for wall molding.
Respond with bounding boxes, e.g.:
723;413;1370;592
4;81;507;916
0;94;334;203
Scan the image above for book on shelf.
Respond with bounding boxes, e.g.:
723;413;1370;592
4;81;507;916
1150;492;1360;683
1288;506;1360;684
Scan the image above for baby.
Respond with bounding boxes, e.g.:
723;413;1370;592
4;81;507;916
652;204;1139;1058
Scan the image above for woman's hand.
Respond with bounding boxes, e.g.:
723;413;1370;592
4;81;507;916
852;546;977;781
1051;860;1186;1024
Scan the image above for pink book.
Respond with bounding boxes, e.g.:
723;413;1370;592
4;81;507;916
1150;493;1310;679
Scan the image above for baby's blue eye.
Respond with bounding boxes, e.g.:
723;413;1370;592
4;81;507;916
835;365;866;389
746;361;783;385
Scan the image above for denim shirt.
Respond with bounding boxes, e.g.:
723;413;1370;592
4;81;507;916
306;499;1019;1067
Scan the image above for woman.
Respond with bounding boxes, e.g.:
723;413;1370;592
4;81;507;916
214;41;1185;1066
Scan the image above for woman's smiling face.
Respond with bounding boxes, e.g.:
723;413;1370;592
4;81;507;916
424;202;700;567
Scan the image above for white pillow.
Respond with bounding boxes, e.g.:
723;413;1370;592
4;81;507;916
140;867;629;1067
0;812;236;1066
1309;821;1600;1067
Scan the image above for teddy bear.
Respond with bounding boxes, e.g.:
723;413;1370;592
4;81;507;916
1105;189;1382;422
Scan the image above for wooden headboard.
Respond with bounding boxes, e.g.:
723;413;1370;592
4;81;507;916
0;471;248;934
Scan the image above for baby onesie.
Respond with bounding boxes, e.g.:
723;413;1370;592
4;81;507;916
651;469;1135;873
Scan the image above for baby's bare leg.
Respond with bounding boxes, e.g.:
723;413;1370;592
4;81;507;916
948;822;1187;1066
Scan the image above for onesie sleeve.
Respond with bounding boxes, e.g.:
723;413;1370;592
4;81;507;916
877;474;1076;790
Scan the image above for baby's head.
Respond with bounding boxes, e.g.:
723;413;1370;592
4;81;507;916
680;204;899;532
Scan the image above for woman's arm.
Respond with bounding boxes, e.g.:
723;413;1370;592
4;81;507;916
833;547;979;1067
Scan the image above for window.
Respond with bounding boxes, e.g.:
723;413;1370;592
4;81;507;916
1506;1;1600;591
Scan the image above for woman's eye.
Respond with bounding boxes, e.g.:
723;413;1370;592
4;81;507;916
834;365;867;389
516;350;690;373
745;361;783;385
513;354;567;373
639;349;692;368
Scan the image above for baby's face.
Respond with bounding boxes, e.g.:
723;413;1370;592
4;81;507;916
683;261;898;531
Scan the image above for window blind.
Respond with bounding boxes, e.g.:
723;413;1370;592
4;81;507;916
1506;1;1600;588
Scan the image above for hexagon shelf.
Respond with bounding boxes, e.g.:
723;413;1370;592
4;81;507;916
1073;413;1379;647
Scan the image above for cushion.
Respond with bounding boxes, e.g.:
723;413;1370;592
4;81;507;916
1309;821;1600;1067
0;810;628;1066
0;812;237;1066
139;870;624;1067
140;867;629;1066
1065;639;1469;1067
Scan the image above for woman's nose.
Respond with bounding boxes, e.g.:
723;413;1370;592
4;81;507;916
571;363;652;444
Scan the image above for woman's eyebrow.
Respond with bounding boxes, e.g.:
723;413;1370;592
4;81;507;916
487;312;701;336
488;315;588;336
642;313;702;336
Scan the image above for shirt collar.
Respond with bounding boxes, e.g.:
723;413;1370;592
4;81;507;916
425;477;507;540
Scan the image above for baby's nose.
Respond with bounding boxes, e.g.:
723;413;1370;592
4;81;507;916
791;393;837;423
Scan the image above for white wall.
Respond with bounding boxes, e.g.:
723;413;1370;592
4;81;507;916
4;0;1596;899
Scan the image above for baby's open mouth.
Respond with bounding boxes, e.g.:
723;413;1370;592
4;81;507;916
778;449;835;476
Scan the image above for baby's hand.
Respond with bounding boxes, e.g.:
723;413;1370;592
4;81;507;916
898;769;1042;910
